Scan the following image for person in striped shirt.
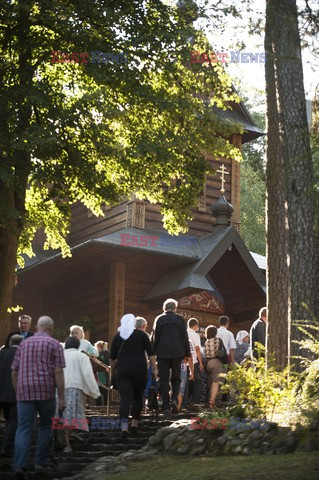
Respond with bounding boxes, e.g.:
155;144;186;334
11;316;65;479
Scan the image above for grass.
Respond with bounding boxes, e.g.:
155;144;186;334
107;453;319;480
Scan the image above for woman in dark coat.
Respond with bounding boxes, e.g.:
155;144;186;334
110;314;157;436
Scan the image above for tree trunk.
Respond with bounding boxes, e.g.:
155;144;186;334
265;0;319;370
265;0;290;369
278;0;319;363
0;0;33;345
0;205;20;347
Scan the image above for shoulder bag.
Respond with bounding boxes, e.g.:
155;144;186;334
216;338;228;364
111;338;125;390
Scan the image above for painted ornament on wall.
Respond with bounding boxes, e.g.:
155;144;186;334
179;290;224;314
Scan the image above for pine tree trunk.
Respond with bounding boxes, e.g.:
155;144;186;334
265;0;290;369
265;0;319;370
277;0;319;362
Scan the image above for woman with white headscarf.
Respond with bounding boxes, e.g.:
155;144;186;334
234;330;250;364
110;314;157;437
70;325;98;356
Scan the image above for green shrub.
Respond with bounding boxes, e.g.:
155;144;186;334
221;322;319;427
222;349;298;422
292;320;319;426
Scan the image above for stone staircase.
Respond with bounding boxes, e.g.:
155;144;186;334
0;406;182;480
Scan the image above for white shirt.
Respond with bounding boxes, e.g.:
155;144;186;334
188;340;195;367
187;328;201;365
217;326;236;354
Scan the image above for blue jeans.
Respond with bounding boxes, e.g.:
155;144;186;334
14;398;55;470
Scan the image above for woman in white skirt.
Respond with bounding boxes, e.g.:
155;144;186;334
63;336;100;452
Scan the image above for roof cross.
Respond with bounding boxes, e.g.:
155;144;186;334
216;163;229;194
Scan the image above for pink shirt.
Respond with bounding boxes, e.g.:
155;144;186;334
11;332;65;401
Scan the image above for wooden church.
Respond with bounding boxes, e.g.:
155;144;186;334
12;101;266;342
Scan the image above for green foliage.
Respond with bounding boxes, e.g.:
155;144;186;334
291;320;319;426
52;313;94;341
0;0;243;264
7;305;23;314
301;358;319;410
52;325;70;343
223;322;319;427
240;162;266;255
223;350;298;421
198;403;247;424
292;319;319;365
237;87;266;255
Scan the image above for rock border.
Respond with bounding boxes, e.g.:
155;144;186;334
57;417;319;480
146;417;319;457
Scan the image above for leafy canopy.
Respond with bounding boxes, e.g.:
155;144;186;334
0;0;242;262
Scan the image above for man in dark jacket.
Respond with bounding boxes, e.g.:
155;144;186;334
250;307;267;359
153;298;190;415
1;315;34;350
12;314;33;340
0;334;23;457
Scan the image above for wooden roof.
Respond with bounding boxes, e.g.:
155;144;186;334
213;102;264;143
18;226;265;322
145;226;265;301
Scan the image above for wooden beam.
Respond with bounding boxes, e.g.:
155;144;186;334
108;263;125;343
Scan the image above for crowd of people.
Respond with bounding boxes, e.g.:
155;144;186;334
0;316;110;479
0;303;267;479
110;300;267;433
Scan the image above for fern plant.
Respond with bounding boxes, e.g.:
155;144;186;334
291;319;319;426
223;351;298;422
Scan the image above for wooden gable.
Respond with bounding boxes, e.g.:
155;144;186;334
67;133;245;250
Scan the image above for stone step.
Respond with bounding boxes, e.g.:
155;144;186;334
83;440;147;448
0;473;13;480
57;453;105;460
0;413;183;479
72;443;145;452
79;431;152;440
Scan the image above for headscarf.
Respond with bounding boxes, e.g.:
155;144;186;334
118;314;136;340
236;330;249;344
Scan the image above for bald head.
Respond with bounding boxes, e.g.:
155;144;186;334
37;316;54;334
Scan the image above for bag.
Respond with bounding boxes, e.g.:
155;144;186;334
50;410;66;454
110;338;125;390
217;339;228;364
111;370;118;390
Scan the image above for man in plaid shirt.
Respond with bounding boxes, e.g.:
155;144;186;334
11;316;65;479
